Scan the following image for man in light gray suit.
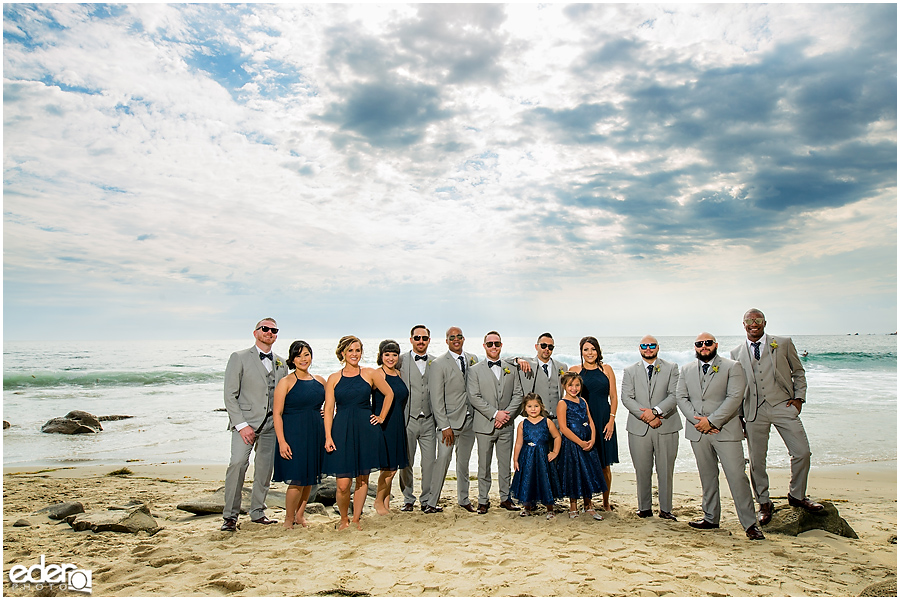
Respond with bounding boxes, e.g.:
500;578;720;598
398;325;438;512
676;332;765;540
731;309;821;525
222;317;289;531
620;335;681;521
425;326;479;513
517;333;568;422
467;331;524;514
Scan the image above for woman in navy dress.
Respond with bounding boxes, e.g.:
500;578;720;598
323;335;393;530
570;336;619;511
273;340;326;529
372;339;410;515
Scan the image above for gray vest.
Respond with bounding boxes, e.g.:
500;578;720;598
750;347;782;407
407;363;430;418
266;369;277;412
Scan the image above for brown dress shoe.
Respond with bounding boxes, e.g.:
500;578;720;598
757;501;774;525
401;503;415;512
688;519;719;530
499;499;518;511
459;503;476;513
658;511;677;521
787;495;824;511
251;516;277;525
477;503;489;514
745;524;766;540
636;509;653;518
221;517;237;532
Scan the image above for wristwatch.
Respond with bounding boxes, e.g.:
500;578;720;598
651;408;661;418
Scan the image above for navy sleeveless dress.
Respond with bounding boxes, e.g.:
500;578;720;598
372;371;410;470
581;366;619;468
510;417;562;506
273;377;326;486
323;373;389;478
557;397;607;499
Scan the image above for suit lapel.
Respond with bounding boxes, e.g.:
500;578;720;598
250;346;269;383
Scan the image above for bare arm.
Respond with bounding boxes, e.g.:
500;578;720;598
513;421;524;471
323;373;339;452
547;419;562;461
603;364;617;441
273;377;292;460
367;368;394;424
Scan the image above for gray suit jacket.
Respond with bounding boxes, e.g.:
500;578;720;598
730;335;807;422
467;359;524;435
429;351;480;431
676;355;746;443
399;351;435;424
223;346;288;431
518;357;569;417
621;358;682;436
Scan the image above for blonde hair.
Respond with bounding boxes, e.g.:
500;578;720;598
335;335;363;363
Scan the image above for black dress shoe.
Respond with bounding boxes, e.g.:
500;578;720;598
477;503;489;514
499;499;517;511
401;503;415;512
757;501;774;525
658;511;677;521
688;519;719;530
459;503;476;513
636;509;653;518
787;494;824;511
251;516;277;525
745;524;766;540
423;505;443;514
221;517;237;532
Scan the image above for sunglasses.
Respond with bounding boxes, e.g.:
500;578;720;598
256;326;279;334
694;340;716;347
447;335;465;342
744;318;765;326
412;335;430;341
484;341;502;348
640;343;658;350
539;343;555;351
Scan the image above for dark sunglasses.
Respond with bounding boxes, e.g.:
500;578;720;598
256;326;279;334
413;335;430;341
694;340;716;347
640;343;658;350
484;341;502;348
539;343;555;351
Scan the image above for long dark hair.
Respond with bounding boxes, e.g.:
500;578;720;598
287;340;313;371
579;336;603;367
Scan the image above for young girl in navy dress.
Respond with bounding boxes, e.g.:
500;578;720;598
510;393;562;519
556;372;607;520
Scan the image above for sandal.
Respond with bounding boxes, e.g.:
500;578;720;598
546;512;555;520
584;509;603;521
568;511;579;519
519;509;531;517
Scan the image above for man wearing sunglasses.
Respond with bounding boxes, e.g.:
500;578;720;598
221;318;289;531
730;309;820;526
426;327;480;513
398;325;438;512
676;333;764;540
467;331;524;514
620;335;682;521
517;333;568;424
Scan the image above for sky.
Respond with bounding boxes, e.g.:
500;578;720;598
3;3;897;341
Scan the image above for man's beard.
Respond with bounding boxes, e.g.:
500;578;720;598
695;347;718;362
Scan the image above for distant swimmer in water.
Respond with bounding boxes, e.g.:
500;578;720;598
801;351;808;357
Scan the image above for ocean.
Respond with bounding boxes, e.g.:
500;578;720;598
3;335;896;475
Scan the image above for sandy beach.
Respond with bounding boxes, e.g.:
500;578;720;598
3;461;896;597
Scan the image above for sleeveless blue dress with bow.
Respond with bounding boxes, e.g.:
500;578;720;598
510;417;562;506
273;377;325;486
372;371;410;470
557;397;607;499
581;366;619;468
323;373;389;478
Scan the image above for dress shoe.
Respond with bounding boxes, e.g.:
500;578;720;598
688;519;719;530
757;501;774;525
636;509;653;518
477;503;490;514
401;503;415;512
658;511;677;521
787;494;824;511
423;505;443;514
499;499;518;511
459;503;476;513
745;524;766;540
251;516;277;525
220;517;237;532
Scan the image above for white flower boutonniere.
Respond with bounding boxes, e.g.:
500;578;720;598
503;367;511;375
711;365;719;373
770;341;778;350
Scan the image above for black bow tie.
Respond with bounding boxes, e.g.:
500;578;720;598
415;354;428;361
488;360;501;368
260;352;273;362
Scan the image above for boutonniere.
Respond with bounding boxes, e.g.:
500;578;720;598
469;356;477;366
654;365;661;374
558;368;565;377
428;360;433;366
503;367;511;375
275;359;283;368
770;341;778;350
711;365;719;373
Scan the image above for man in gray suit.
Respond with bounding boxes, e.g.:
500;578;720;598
467;331;524;514
676;332;765;540
222;317;289;531
731;309;821;525
620;335;681;521
398;325;438;512
425;326;480;513
517;333;568;422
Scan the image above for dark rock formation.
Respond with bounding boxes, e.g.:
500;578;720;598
67;504;161;534
763;501;858;538
41;411;103;434
859;577;897;597
177;486;286;515
45;501;85;520
98;415;134;421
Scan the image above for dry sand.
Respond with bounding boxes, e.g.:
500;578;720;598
2;461;896;597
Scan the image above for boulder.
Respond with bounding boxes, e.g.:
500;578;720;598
310;477;337;505
45;501;85;520
177;486;286;515
3;420;9;429
859;577;897;597
63;411;103;430
67;505;161;534
305;502;327;516
763;501;858;538
13;518;32;527
41;411;103;434
98;415;134;421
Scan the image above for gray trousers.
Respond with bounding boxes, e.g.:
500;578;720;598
223;422;276;520
745;400;812;504
475;426;514;505
400;415;437;505
690;434;757;529
628;430;678;513
429;415;475;507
